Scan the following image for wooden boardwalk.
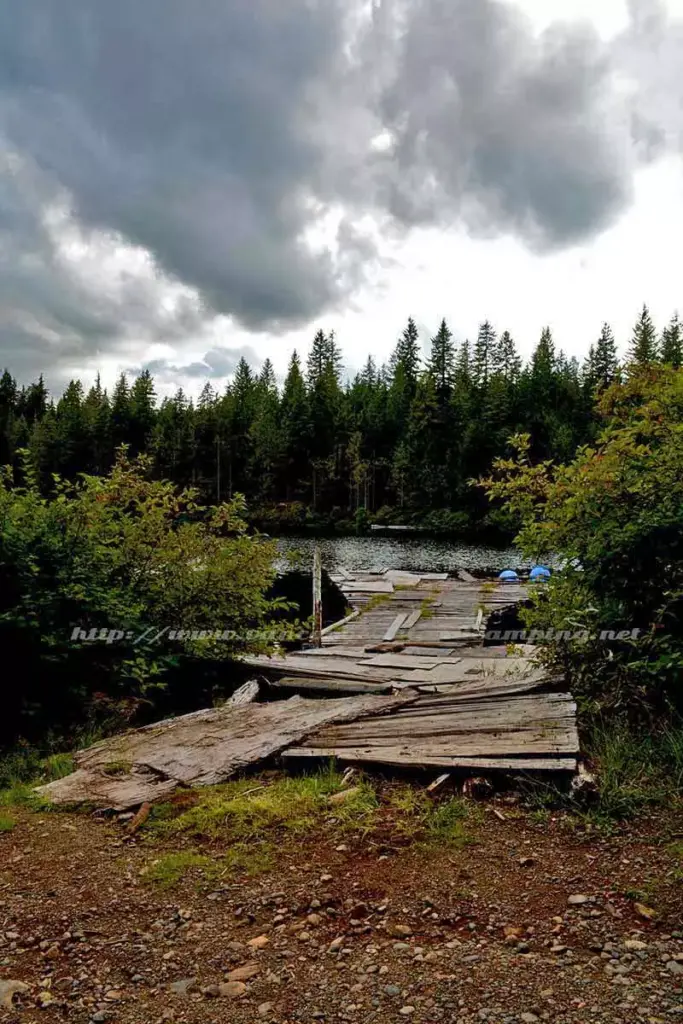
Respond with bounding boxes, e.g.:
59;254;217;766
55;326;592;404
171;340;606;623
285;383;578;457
245;570;579;775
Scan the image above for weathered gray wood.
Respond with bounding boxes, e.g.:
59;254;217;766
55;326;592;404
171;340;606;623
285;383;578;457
296;729;578;756
340;581;394;594
457;569;476;583
38;693;414;810
243;654;399;683
282;748;578;772
227;679;261;706
361;654;460;670
402;646;454;658
383;613;408;642
402;609;423;630
271;677;394;696
321;609;360;637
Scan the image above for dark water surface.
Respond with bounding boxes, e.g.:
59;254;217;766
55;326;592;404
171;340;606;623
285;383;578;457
275;536;529;574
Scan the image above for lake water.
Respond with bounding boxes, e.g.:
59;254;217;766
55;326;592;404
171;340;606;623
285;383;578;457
276;535;529;575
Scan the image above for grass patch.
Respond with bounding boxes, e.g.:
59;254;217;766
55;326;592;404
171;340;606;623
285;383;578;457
0;745;76;811
142;771;477;887
586;718;683;818
0;814;16;832
385;787;475;849
150;765;378;843
359;593;392;615
519;717;683;823
144;852;218;888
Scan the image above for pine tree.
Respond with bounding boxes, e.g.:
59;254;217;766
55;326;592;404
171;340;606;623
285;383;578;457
129;370;157;456
18;375;48;424
661;313;682;368
629;305;659;365
111;374;132;449
499;331;522;384
0;370;18;467
391;318;421;385
532;327;556;380
472;320;497;391
54;380;90;478
592;323;619;390
251;360;282;501
84;374;113;474
280;351;310;501
455;339;471;389
428;319;455;401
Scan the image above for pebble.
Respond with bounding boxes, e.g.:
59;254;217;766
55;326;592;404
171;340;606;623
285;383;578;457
168;977;197;996
667;961;683;975
568;895;589;906
219;981;247;998
400;1006;415;1015
226;963;259;981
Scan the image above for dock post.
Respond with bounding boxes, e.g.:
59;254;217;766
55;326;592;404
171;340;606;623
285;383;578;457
312;546;323;648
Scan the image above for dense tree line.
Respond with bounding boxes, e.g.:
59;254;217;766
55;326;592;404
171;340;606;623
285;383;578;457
0;305;680;534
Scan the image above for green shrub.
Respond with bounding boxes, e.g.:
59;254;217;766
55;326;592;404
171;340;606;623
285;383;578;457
479;367;683;716
0;450;286;744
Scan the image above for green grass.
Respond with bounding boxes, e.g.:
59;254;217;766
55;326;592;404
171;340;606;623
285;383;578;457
0;814;16;832
141;770;477;888
385;787;475;849
0;746;75;811
585;719;683;818
359;593;392;614
520;717;683;823
150;765;379;843
144;852;218;888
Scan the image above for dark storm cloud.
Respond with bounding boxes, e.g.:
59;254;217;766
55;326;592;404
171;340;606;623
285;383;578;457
0;0;680;385
0;0;351;330
361;0;635;250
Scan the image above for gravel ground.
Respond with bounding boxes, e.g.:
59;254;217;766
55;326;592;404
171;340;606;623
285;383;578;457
1;796;682;1024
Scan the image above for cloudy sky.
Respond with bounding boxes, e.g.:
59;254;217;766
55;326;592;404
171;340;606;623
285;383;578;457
1;0;683;394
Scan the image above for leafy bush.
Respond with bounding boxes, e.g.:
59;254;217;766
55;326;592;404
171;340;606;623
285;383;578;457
479;367;683;715
0;449;285;744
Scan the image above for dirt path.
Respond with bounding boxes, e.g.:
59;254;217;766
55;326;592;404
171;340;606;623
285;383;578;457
1;796;682;1024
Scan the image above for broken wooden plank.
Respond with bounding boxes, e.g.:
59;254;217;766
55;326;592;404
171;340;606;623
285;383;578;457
340;581;394;594
37;692;415;810
457;569;476;583
227;679;261;706
269;677;395;696
402;646;455;658
361;654;456;670
282;748;578;772
384;613;408;642
321;609;360;636
402;609;423;631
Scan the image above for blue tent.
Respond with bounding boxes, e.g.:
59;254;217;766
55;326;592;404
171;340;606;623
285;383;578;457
530;565;551;580
498;569;519;582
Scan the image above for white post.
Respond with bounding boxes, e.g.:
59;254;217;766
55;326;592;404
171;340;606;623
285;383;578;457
312;546;323;648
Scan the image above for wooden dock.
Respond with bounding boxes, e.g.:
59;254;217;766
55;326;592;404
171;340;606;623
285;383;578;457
245;570;579;775
39;570;579;810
